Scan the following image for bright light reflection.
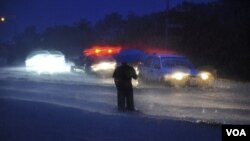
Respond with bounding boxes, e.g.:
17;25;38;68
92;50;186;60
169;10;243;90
1;17;5;22
171;72;188;81
91;62;116;71
199;72;210;80
25;51;71;74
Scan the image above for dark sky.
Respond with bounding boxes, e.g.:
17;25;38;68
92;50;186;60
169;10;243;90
0;0;211;42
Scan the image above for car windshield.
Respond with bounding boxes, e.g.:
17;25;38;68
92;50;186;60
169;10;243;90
161;57;194;69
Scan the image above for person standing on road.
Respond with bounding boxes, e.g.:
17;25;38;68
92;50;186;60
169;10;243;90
113;62;138;112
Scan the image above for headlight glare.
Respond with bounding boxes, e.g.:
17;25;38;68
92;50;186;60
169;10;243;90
91;62;116;71
199;72;211;81
171;72;188;81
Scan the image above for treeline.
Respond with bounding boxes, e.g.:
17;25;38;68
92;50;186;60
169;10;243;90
0;0;249;81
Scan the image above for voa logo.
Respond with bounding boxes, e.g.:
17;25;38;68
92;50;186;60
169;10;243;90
226;129;246;136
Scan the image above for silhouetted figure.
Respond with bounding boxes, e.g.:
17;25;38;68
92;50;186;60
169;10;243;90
113;62;138;111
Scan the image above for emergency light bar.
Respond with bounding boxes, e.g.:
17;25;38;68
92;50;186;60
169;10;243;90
83;45;122;56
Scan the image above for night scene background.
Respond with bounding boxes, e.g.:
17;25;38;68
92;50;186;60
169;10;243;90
0;0;250;81
1;1;250;141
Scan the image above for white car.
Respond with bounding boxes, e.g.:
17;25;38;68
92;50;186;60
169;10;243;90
138;54;215;87
25;50;70;74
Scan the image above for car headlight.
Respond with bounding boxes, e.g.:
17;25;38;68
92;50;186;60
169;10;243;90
171;72;189;81
91;62;116;71
197;71;215;87
198;72;212;81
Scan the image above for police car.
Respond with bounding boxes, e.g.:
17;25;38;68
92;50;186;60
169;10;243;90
71;45;121;77
138;54;215;87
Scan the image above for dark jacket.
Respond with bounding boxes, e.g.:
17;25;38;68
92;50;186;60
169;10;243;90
113;63;137;90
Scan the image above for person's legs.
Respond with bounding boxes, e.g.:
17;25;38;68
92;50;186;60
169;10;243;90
126;89;135;111
117;90;126;111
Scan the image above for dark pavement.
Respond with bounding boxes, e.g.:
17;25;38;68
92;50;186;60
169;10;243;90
0;98;220;141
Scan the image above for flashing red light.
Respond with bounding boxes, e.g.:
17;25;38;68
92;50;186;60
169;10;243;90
84;45;122;56
95;49;101;54
108;49;112;53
